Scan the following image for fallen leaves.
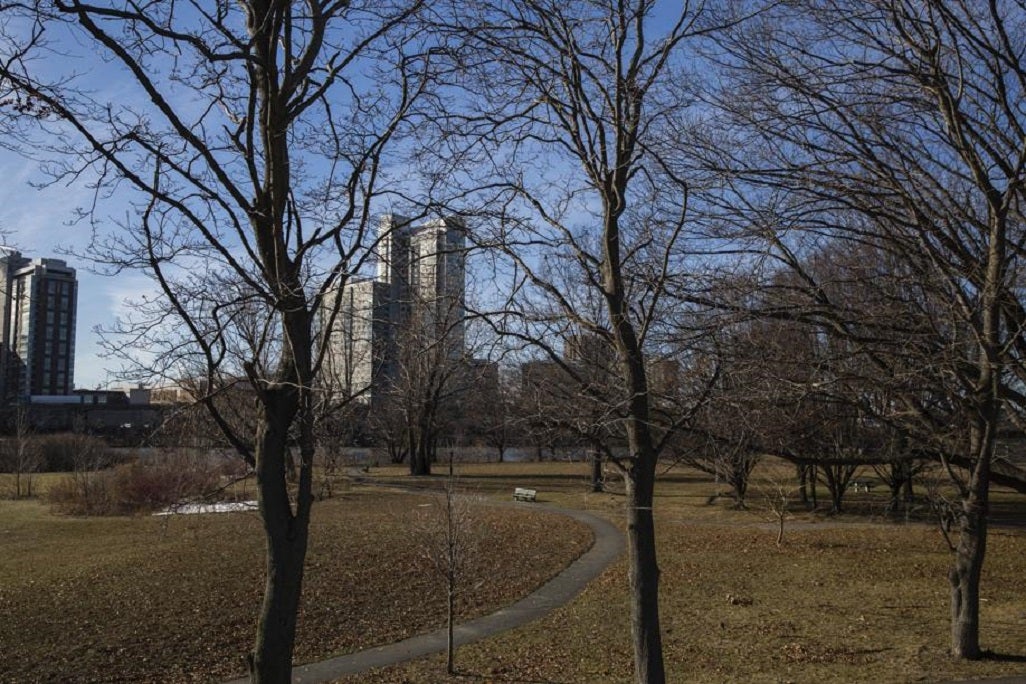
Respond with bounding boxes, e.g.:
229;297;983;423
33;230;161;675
0;491;591;683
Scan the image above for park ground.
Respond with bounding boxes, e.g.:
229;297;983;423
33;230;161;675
1;460;1025;683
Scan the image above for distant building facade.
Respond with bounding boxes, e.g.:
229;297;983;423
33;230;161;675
0;250;77;402
322;278;391;400
323;215;466;403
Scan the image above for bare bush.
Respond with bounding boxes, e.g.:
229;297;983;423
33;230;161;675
35;434;117;473
47;449;234;516
0;409;40;498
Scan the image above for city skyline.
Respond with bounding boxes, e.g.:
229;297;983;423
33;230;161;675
323;214;467;405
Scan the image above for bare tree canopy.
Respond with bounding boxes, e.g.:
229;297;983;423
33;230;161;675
415;2;762;681
0;1;431;680
708;0;1026;659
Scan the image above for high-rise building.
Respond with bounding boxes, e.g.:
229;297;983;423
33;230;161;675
377;214;466;343
323;215;466;403
0;250;78;402
321;278;391;400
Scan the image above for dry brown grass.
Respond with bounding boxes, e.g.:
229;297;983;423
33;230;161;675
335;460;1026;683
0;488;591;683
4;459;1025;683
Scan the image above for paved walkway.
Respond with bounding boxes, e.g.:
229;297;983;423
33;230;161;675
226;503;623;684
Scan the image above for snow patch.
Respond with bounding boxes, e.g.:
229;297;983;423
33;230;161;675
153;501;258;516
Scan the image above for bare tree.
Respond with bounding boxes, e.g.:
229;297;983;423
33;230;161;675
756;471;797;546
423;3;753;680
1;406;40;499
711;0;1026;658
0;2;429;680
410;457;480;676
390;296;470;476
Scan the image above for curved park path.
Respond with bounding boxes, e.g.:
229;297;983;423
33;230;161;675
227;499;624;684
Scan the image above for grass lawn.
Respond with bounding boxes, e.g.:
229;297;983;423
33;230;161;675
337;460;1026;683
0;487;591;683
2;460;1025;683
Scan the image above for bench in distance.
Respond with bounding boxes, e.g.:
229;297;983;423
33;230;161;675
513;487;537;502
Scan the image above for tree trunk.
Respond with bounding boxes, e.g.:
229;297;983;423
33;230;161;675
625;462;665;684
248;391;311;684
797;463;809;508
948;204;1002;659
810;465;818;510
591;449;604;493
446;579;455;675
950;418;993;659
903;473;914;507
949;500;987;660
887;478;902;516
410;439;431;476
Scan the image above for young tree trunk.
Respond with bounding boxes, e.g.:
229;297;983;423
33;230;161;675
446;578;456;675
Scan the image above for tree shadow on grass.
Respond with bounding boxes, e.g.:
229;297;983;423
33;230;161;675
981;651;1026;663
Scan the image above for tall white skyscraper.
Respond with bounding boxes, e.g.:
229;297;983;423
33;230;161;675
323;215;466;402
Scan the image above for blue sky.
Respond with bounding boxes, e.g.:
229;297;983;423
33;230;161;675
0;0;703;390
0;146;155;389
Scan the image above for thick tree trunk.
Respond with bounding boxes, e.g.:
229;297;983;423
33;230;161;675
249;393;311;683
903;474;914;507
797;463;809;508
410;440;431;476
948;209;1001;659
731;471;747;509
810;465;818;510
949;500;987;660
591;449;604;493
251;531;307;683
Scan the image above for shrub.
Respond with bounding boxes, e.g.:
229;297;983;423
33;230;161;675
47;470;116;516
47;449;233;516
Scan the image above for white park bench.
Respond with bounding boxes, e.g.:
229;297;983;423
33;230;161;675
513;487;537;502
850;478;876;493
